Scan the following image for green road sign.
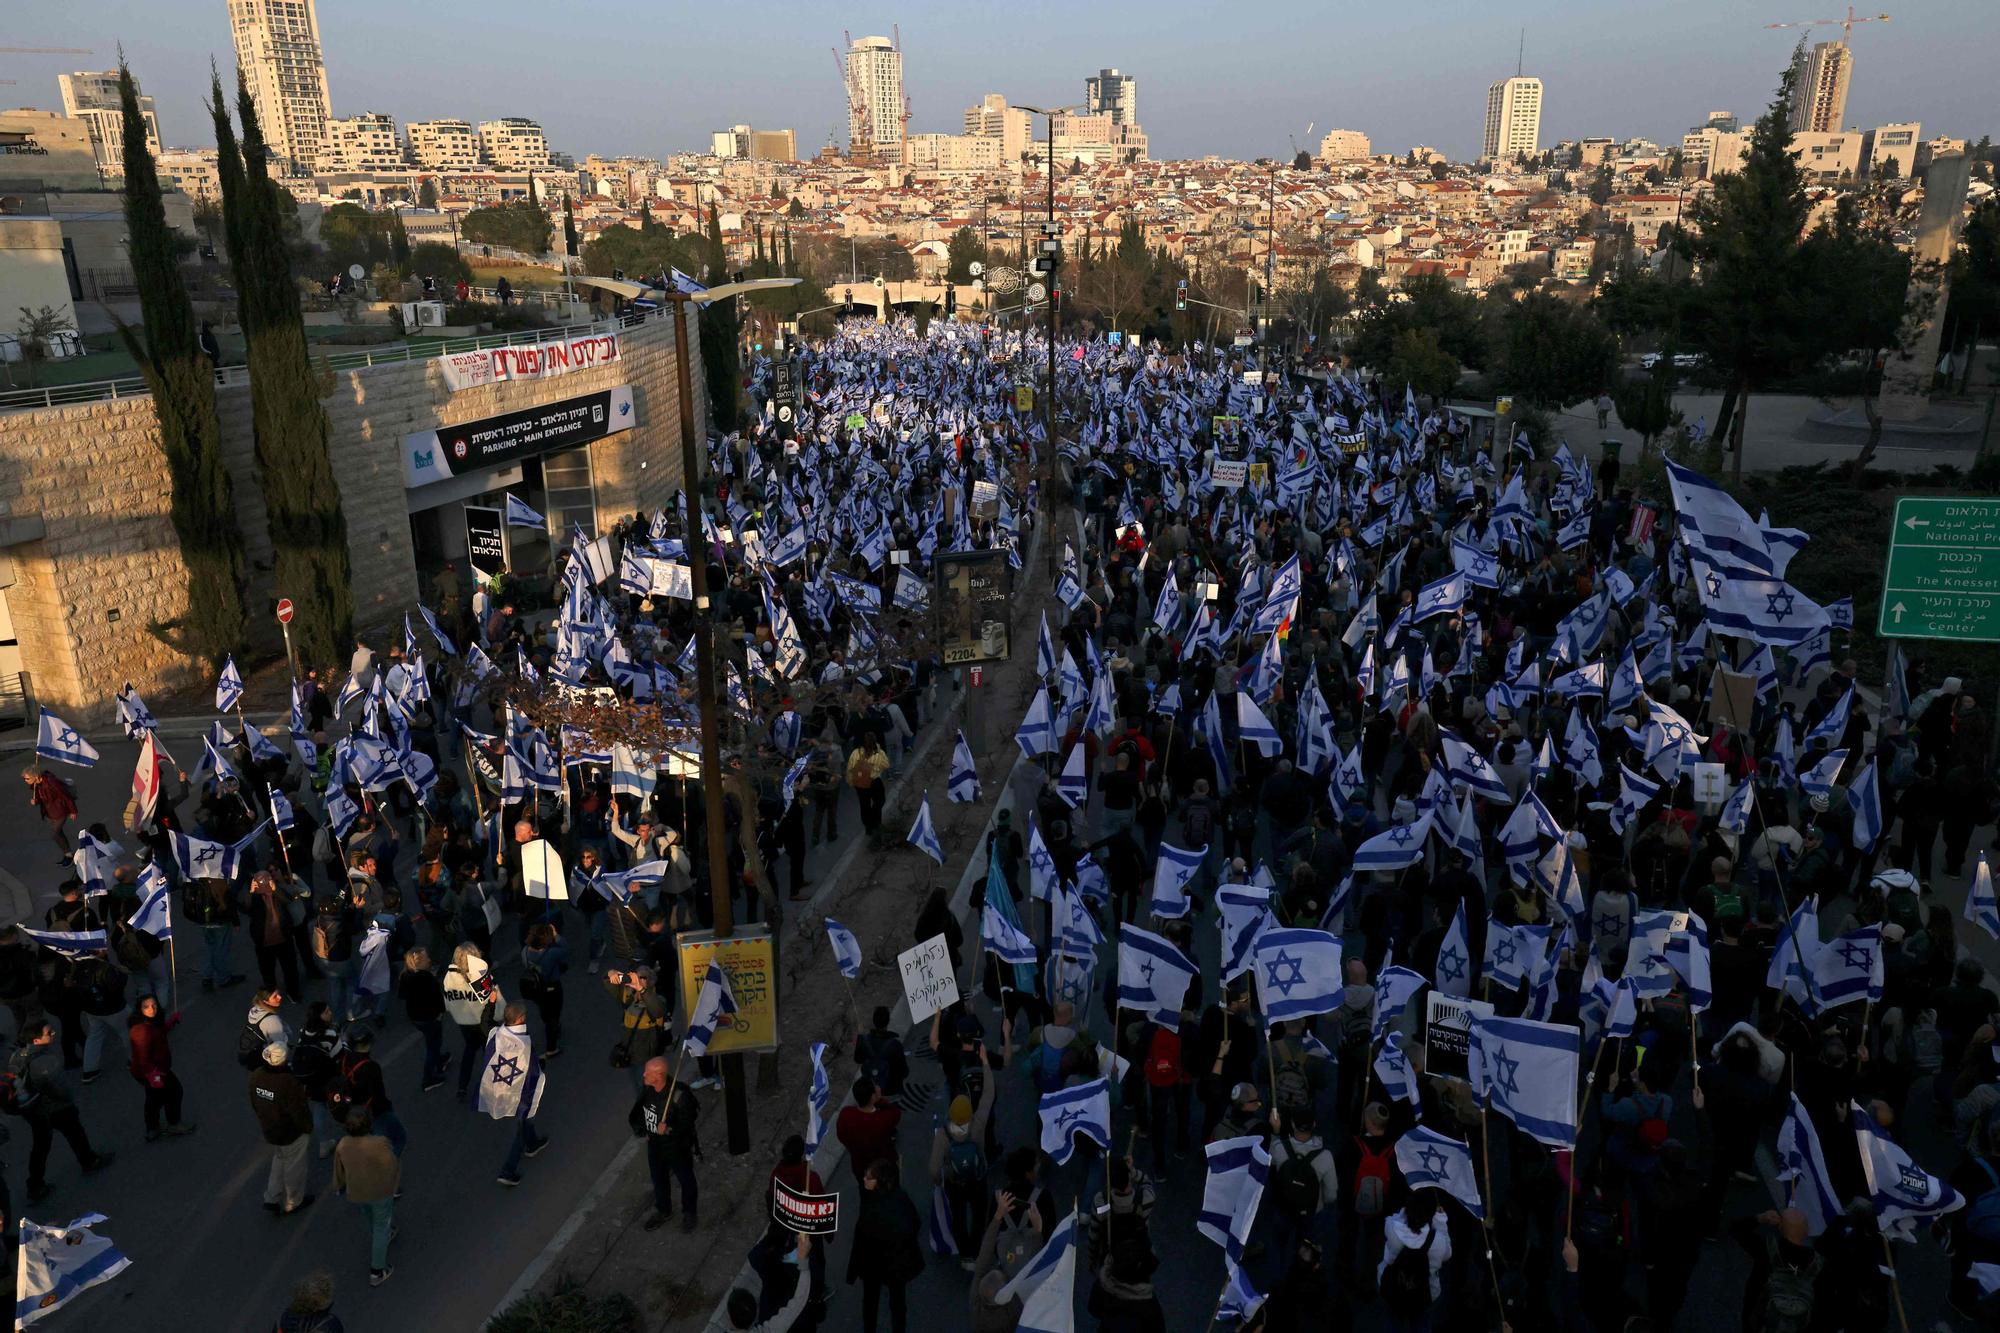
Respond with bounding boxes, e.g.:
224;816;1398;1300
1877;495;2000;642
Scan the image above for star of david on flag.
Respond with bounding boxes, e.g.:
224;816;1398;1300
35;707;99;769
1469;1013;1581;1147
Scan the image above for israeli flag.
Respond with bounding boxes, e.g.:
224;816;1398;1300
907;796;944;866
1717;777;1757;835
1414;569;1467;622
18;927;109;959
1374;1030;1420;1106
1352;813;1434;872
1117;924;1199;1031
996;1209;1080;1333
35;708;99;769
1333;743;1368;806
1217;1261;1266;1328
1236;693;1283;758
1015;687;1058;758
825;918;863;980
1055;742;1088;808
216;655;244;712
1766;896;1822;1007
1197;1136;1271;1264
1396;1126;1485;1220
1664;912;1712;1011
799;1041;833;1157
128;865;173;941
1797;748;1848;804
1803;684;1854;748
504;493;545;529
682;962;739;1056
115;686;158;738
1809;925;1883;1013
1777;1093;1842;1237
982;899;1039;967
15;1212;132;1326
475;1022;546;1121
1556;509;1592;551
1252;928;1342;1022
1196;692;1233;796
1039;1079;1112;1165
1483;918;1528;991
1665;459;1779;575
1605;649;1645;716
1604;762;1663;835
1497;791;1561;877
1441;732;1511;804
1469;1014;1581;1147
1549;660;1606;701
1847;760;1883;853
1217;884;1273;981
1054;881;1104;960
1372;964;1429;1038
1690;558;1831;648
1563;708;1603;787
1036;612;1058;680
269;788;295;833
1150;841;1207;919
948;731;981;803
324;787;361;841
356;921;392;998
170;830;239;882
1854;1103;1965;1239
1434;900;1474;998
1967;853;2000;941
927;1184;960;1257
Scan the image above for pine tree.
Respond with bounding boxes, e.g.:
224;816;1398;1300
117;61;245;668
562;194;579;258
220;66;354;667
387;209;410;266
699;202;741;430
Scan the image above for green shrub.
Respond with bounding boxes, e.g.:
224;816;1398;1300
485;1279;642;1333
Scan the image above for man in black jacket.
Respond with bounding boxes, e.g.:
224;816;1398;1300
11;1021;112;1203
248;1040;315;1215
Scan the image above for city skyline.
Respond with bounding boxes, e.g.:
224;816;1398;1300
6;0;1994;164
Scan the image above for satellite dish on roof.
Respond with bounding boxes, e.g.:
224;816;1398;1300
347;263;365;280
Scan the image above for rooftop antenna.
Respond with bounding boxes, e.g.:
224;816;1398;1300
1517;29;1525;76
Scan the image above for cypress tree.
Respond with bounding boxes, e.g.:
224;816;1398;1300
562;193;579;258
387;210;410;267
219;67;354;666
698;202;740;429
783;224;795;277
117;60;245;669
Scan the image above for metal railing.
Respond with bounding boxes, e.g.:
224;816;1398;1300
0;307;661;414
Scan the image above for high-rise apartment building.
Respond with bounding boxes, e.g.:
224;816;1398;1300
57;70;162;182
477;117;551;170
318;112;406;173
1317;129;1371;162
845;35;903;161
1085;68;1137;126
711;126;797;162
1481;76;1543;161
963;93;1031;164
406;118;480;170
228;0;334;175
1788;41;1851;134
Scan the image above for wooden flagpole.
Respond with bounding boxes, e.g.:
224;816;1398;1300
1477;1105;1509;1329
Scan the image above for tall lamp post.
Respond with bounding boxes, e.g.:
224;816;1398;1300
1015;104;1075;541
665;275;800;1154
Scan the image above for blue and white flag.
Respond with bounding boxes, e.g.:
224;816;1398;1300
1435;900;1474;998
355;922;391;998
1117;924;1199;1031
1767;896;1822;1007
268;788;295;834
1217;1261;1266;1328
475;1022;545;1120
825;918;863;980
1798;748;1848;803
907;796;943;866
1372;964;1429;1038
1039;1079;1112;1165
1352;813;1434;872
1691;558;1831;648
1441;732;1512;804
1967;853;2000;942
804;1041;832;1155
1374;1030;1419;1106
1332;743;1368;805
1803;685;1854;748
1847;760;1883;853
1414;569;1467;622
169;830;240;882
1252;928;1343;1022
1055;742;1088;808
948;731;981;803
128;865;173;941
1809;925;1883;1013
982;898;1039;967
115;687;158;738
1236;693;1283;758
1853;1104;1965;1239
1197;1136;1271;1264
996;1210;1080;1333
18;927;108;959
1150;841;1207;919
1395;1126;1484;1219
1468;1014;1581;1147
682;961;739;1056
1666;459;1779;575
1217;884;1273;981
1015;687;1058;758
1664;912;1712;1011
927;1184;959;1257
15;1212;132;1327
504;493;545;529
215;655;244;713
35;708;99;768
1717;777;1757;835
1776;1093;1842;1238
1483;918;1529;992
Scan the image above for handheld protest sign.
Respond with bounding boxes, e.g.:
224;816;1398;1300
520;839;567;900
1423;991;1495;1082
773;1177;841;1234
899;934;960;1024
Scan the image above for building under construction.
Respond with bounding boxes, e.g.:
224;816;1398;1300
839;30;908;165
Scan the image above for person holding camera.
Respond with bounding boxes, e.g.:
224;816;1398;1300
603;965;671;1068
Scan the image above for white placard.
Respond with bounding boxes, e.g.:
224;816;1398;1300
520;838;568;900
1211;459;1248;489
1422;990;1495;1080
1691;761;1727;811
649;560;693;601
898;934;960;1025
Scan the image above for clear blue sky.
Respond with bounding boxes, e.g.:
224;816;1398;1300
9;0;1995;163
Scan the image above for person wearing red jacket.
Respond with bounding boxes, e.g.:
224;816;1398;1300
23;766;77;863
127;994;195;1142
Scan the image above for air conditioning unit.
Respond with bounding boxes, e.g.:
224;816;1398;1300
415;301;447;328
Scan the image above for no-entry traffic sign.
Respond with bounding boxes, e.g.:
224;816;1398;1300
1877;496;2000;643
276;598;295;624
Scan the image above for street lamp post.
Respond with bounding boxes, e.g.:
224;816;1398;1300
1016;104;1076;523
665;275;799;1155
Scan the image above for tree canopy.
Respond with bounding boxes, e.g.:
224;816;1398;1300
459;199;553;255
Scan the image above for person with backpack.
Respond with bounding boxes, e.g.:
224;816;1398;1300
1333;958;1377;1127
396;948;449;1093
7;1019;112;1203
1338;1102;1402;1291
242;986;290;1071
290;1002;342;1157
1142;1015;1193;1174
930;1056;998;1260
1730;1207;1821;1333
443;942;504;1099
853;1007;910;1098
1378;1192;1452;1332
247;1040;314;1216
1268;1108;1339;1260
1267;1019;1328;1125
69;952;128;1085
328;1026;404;1158
1599;1064;1673;1180
1019;1000;1087;1096
127;993;194;1142
631;1054;700;1232
311;892;361;1023
186;873;245;993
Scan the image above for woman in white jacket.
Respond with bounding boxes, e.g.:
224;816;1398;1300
442;943;505;1100
1377;1196;1452;1332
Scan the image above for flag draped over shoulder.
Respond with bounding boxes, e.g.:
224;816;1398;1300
475;1024;545;1120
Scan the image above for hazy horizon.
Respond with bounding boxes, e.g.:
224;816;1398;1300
7;1;1996;165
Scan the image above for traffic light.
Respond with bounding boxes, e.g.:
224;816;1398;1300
1176;278;1187;311
1051;287;1061;313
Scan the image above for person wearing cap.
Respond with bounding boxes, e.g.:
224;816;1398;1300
930;1044;998;1261
1211;1082;1269;1145
248;1039;315;1216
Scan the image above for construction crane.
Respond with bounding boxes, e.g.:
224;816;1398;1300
1765;7;1889;44
0;46;95;55
834;33;869;165
1288;121;1317;161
